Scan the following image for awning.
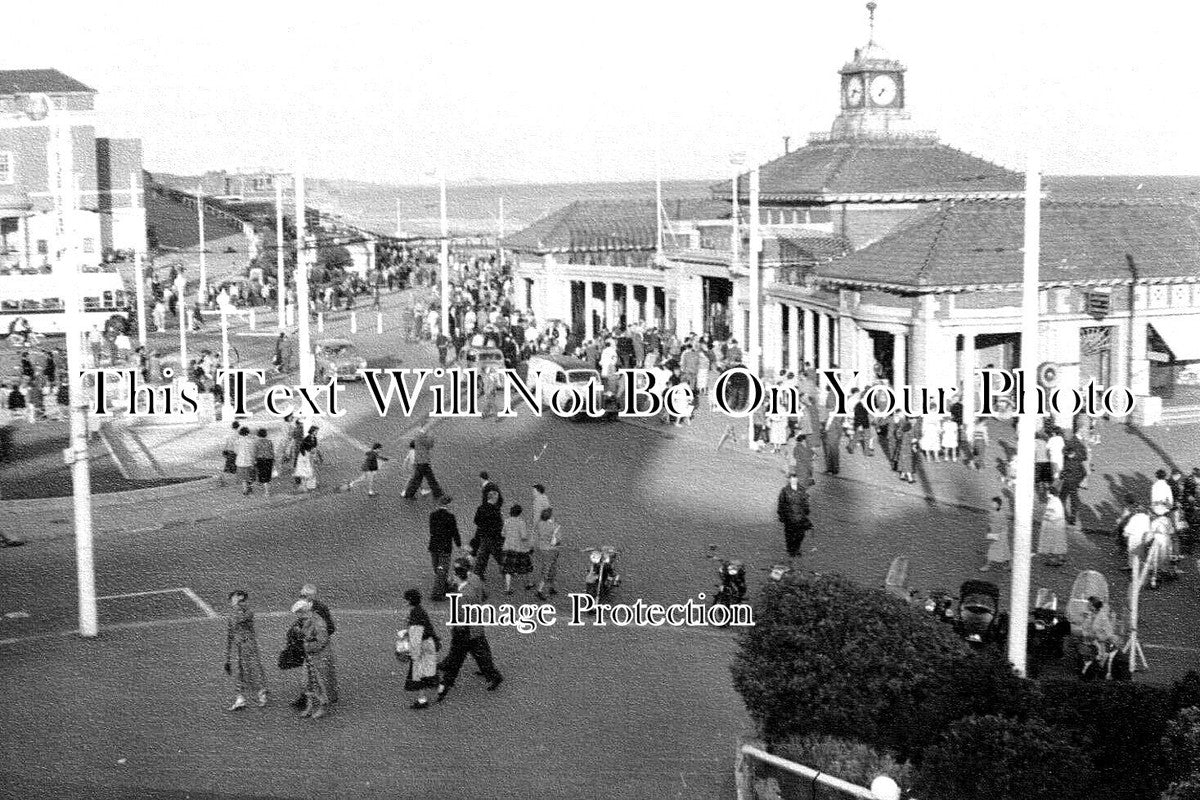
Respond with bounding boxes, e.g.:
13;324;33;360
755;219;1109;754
0;189;33;215
1150;318;1200;361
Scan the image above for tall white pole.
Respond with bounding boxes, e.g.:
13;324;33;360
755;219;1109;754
748;168;762;446
1007;152;1040;676
730;161;740;269
197;184;207;304
498;196;504;268
295;167;313;385
656;141;665;259
275;179;285;329
439;173;450;337
63;165;98;637
131;172;147;347
220;308;232;420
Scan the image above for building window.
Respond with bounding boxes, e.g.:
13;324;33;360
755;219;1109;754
83;238;95;254
0;152;12;185
36;239;48;255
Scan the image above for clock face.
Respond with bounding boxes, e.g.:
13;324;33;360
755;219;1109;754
845;76;865;108
870;74;898;107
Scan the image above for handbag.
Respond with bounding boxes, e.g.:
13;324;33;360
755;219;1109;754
278;640;304;670
394;629;412;662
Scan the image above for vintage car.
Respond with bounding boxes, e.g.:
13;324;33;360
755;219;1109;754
314;339;368;382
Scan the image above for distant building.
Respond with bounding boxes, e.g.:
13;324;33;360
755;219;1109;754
0;69;145;273
509;8;1200;425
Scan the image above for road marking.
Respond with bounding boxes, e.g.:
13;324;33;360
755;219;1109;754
1144;643;1200;654
180;587;219;619
96;586;219;619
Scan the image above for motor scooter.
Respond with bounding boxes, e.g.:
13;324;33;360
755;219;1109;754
711;559;747;608
582;546;620;603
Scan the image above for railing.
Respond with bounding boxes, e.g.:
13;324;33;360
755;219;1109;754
735;742;901;800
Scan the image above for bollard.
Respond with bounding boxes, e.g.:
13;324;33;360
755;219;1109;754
249;309;256;330
376;312;383;334
350;311;357;334
285;304;294;326
317;313;325;333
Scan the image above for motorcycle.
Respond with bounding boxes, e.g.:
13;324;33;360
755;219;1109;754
1027;589;1072;677
582;546;620;603
712;559;747;609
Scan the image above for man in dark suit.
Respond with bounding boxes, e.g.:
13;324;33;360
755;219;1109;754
438;559;503;701
776;473;812;559
428;496;461;601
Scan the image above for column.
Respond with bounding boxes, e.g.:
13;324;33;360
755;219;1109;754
786;304;800;374
816;313;829;371
16;216;28;271
585;281;596;339
802;307;815;368
625;282;637;324
961;332;976;431
892;332;907;387
604;282;614;330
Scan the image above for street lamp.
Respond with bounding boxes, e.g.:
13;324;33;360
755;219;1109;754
131;172;147;347
275;177;286;329
294;164;314;385
438;170;450;338
42;93;99;637
870;775;902;800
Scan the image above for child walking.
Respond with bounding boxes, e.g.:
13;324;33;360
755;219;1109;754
353;443;388;496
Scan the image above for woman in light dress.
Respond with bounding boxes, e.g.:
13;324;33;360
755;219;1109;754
293;439;317;493
1038;486;1068;567
940;417;959;462
224;590;267;711
979;496;1011;572
919;414;942;461
767;412;790;453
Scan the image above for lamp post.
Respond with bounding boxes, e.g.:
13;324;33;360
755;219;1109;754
45;94;98;637
295;165;313;385
1006;152;1040;676
439;171;449;337
748;166;762;447
131;172;147;347
275;177;285;329
197;183;207;303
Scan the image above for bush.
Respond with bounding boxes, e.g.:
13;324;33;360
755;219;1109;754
730;573;1035;759
915;715;1094;800
1163;707;1200;783
772;735;912;790
1162;778;1200;800
1037;679;1177;800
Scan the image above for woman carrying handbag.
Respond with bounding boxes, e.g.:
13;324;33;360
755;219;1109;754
399;588;440;709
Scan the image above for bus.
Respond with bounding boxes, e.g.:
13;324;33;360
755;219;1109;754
0;265;132;338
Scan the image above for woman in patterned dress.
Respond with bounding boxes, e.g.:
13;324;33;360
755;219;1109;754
402;588;440;709
224;590;267;711
292;599;335;719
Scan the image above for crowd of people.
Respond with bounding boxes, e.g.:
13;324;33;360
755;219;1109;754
218;424;589;715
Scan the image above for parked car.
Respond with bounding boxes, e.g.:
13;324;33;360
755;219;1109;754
314;338;368;382
525;354;616;418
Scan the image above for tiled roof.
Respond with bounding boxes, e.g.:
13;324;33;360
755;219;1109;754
715;138;1022;200
815;200;1200;292
505;198;729;253
0;69;95;95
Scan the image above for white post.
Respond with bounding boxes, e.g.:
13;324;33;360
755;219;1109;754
220;308;232;420
655;138;664;259
131;172;147;347
350;311;357;334
317;312;324;333
376;311;383;334
748;168;762;445
248;308;256;330
439;173;450;337
175;271;188;372
275;179;285;329
196;184;207;303
730;154;743;271
295;167;313;385
61;159;98;637
1007;153;1040;677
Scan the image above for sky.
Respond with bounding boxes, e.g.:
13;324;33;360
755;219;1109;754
10;0;1200;183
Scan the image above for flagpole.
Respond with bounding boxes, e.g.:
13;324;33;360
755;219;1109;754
1006;152;1040;676
275;178;286;329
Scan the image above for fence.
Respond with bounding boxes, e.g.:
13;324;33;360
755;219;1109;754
734;742;901;800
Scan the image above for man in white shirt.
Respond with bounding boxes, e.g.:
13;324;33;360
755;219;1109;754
599;339;618;378
1151;469;1174;509
1046;428;1065;482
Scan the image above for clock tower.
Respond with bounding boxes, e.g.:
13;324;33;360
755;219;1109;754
830;3;915;140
